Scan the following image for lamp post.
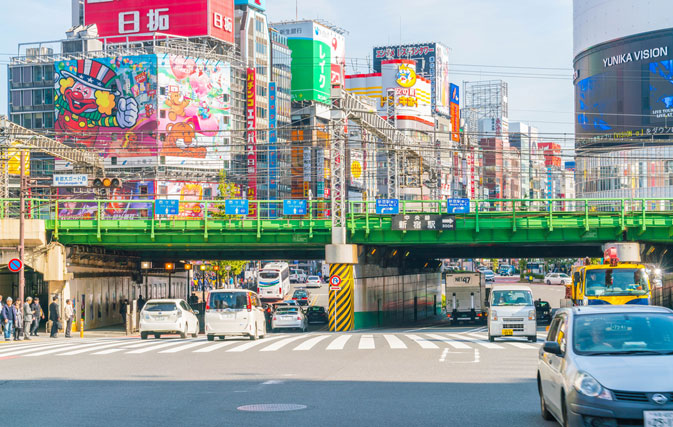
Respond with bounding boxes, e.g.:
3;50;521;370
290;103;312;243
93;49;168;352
200;264;207;303
165;262;174;298
141;261;151;300
213;265;220;289
184;263;192;301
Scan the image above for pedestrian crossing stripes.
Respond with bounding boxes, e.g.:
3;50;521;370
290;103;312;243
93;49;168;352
0;331;544;358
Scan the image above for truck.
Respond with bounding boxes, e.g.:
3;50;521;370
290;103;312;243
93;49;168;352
444;272;489;324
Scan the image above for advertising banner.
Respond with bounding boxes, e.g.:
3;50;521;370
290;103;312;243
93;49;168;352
268;82;277;191
161;180;219;218
84;0;235;44
57;180;154;219
158;54;232;168
54;56;158;166
449;83;460;142
350;150;364;188
234;0;265;12
378;59;433;122
246;68;257;215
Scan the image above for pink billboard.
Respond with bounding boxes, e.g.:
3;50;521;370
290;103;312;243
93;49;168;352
84;0;234;44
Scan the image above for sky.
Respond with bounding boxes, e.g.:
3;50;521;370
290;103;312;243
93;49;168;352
0;0;575;144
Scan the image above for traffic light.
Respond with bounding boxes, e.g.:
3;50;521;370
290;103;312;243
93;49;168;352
93;177;122;188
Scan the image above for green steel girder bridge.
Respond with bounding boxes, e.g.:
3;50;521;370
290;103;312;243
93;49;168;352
3;197;673;261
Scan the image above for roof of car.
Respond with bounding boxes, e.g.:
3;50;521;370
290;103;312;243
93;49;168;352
491;284;533;291
145;299;182;303
559;305;673;315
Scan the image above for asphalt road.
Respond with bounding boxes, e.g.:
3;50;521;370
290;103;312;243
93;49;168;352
0;322;555;427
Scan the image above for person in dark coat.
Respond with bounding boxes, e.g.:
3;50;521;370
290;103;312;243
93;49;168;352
31;297;44;336
1;297;15;341
137;295;146;311
49;296;61;338
119;299;128;327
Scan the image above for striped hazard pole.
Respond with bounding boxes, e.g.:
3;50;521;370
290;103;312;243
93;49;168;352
328;263;354;332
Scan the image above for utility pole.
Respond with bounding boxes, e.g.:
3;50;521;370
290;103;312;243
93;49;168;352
18;149;26;303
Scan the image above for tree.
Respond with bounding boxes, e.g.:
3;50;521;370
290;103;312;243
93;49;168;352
212;170;239;219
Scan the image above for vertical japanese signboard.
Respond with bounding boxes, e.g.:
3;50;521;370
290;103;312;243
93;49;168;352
246;68;257;216
450;83;460;142
268;82;277;192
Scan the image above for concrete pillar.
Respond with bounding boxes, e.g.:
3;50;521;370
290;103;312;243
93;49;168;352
328;263;354;332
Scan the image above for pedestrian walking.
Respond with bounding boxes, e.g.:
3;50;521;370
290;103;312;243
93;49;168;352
1;297;15;341
13;300;24;341
64;299;74;338
137;295;146;311
49;296;60;338
30;297;43;336
119;299;128;327
23;297;33;340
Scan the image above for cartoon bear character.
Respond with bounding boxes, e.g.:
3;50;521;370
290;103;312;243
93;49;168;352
165;91;190;121
160;121;206;158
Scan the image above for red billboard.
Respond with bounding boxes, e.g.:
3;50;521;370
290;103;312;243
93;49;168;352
84;0;234;44
246;68;257;216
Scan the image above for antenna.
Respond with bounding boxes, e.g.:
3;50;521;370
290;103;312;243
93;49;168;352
296;0;298;20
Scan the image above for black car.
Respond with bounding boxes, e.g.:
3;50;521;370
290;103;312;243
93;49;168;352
292;289;310;306
535;300;552;324
306;306;328;324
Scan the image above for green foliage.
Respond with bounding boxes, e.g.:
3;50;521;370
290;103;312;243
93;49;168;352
215;260;248;276
212;170;239;219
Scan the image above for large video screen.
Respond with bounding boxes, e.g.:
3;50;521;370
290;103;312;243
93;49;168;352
574;29;673;143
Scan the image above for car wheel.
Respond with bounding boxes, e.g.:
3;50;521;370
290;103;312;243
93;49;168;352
546;280;551;285
207;334;214;341
219;336;225;340
488;335;495;342
180;325;187;339
154;334;160;339
562;394;570;427
140;332;148;340
538;376;554;421
529;336;537;343
561;280;566;285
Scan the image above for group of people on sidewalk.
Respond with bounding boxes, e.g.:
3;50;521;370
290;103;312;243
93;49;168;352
0;295;75;342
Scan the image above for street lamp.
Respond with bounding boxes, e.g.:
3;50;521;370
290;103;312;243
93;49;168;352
141;261;151;299
200;264;207;303
212;265;220;289
184;263;192;301
165;262;174;298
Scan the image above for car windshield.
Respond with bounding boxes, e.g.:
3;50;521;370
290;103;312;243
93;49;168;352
573;312;673;355
308;276;319;280
491;290;533;306
143;302;177;312
209;292;247;310
259;271;279;280
584;268;649;296
276;307;299;314
293;291;307;297
309;306;324;312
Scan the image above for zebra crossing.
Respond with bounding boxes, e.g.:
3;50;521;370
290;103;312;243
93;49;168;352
0;329;547;359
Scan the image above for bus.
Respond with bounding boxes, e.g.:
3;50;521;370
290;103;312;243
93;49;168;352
257;262;290;301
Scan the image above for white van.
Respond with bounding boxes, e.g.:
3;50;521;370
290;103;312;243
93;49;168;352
204;289;267;341
487;285;537;342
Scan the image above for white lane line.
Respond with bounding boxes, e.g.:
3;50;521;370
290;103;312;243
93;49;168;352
0;342;67;356
229;335;286;352
383;334;407;349
126;339;189;354
326;334;351;350
358;334;375;350
192;341;236;353
506;342;538;349
25;345;80;357
405;334;439;349
446;334;504;349
293;335;330;351
464;326;488;333
259;335;307;352
159;341;210;353
58;341;131;356
424;333;471;349
91;340;159;355
474;349;481;363
439;348;449;362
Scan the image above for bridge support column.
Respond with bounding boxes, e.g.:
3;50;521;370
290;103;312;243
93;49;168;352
325;229;358;332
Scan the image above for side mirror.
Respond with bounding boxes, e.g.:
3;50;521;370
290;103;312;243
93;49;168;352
193;310;200;315
573;272;580;284
543;341;563;356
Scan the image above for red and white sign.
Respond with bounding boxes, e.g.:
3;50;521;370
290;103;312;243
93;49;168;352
329;275;342;291
8;258;23;272
246;67;257;216
84;0;234;44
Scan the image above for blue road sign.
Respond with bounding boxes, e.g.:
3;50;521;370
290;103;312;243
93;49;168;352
446;198;470;214
283;199;307;215
155;199;180;215
376;199;399;214
225;200;249;215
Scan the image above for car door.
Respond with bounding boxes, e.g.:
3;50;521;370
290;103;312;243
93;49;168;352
540;316;561;403
546;314;569;415
182;301;196;333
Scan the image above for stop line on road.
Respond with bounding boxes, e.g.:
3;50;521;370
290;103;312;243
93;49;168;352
0;331;544;359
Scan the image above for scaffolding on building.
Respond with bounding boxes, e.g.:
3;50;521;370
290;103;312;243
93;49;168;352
462;80;508;136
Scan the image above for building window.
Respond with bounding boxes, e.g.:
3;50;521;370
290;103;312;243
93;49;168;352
33;66;43;82
44;112;54;128
23;91;32;106
33;89;43;105
34;113;43;128
11;91;21;107
22;67;32;83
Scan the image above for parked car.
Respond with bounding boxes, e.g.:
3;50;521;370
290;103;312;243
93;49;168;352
290;269;307;283
499;265;516;276
545;272;570;285
483;269;496;283
271;306;308;332
535;299;552;324
538;305;673;427
306;306;328;324
204;289;266;341
292;289;311;306
306;276;322;288
139;299;199;340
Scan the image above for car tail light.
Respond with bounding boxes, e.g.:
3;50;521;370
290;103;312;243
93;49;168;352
446;314;452;318
205;292;210;310
292;297;297;300
246;293;252;312
477;313;482;317
302;297;307;300
273;316;277;320
296;316;301;320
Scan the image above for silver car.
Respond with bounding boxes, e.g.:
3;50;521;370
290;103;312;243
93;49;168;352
271;306;308;332
538;305;673;427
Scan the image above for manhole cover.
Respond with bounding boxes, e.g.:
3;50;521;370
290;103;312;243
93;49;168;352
237;404;307;412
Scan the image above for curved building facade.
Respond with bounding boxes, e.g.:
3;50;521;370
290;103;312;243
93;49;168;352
574;0;673;199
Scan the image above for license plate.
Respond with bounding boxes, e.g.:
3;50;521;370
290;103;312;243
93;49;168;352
154;316;166;321
502;329;513;336
220;313;234;319
645;411;673;427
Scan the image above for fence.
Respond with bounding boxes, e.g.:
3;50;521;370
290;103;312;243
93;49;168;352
653;274;673;309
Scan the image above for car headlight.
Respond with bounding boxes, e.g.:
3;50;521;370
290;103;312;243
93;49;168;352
528;310;535;320
573;372;612;400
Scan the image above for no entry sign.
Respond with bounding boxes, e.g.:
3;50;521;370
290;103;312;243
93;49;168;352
8;258;23;272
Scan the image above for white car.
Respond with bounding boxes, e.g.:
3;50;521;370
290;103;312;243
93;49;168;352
306;276;322;288
545;272;570;285
205;290;267;341
538;305;673;426
488;285;537;342
271;306;308;332
139;299;199;340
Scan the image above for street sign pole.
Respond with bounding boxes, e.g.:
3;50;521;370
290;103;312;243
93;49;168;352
18;150;25;303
